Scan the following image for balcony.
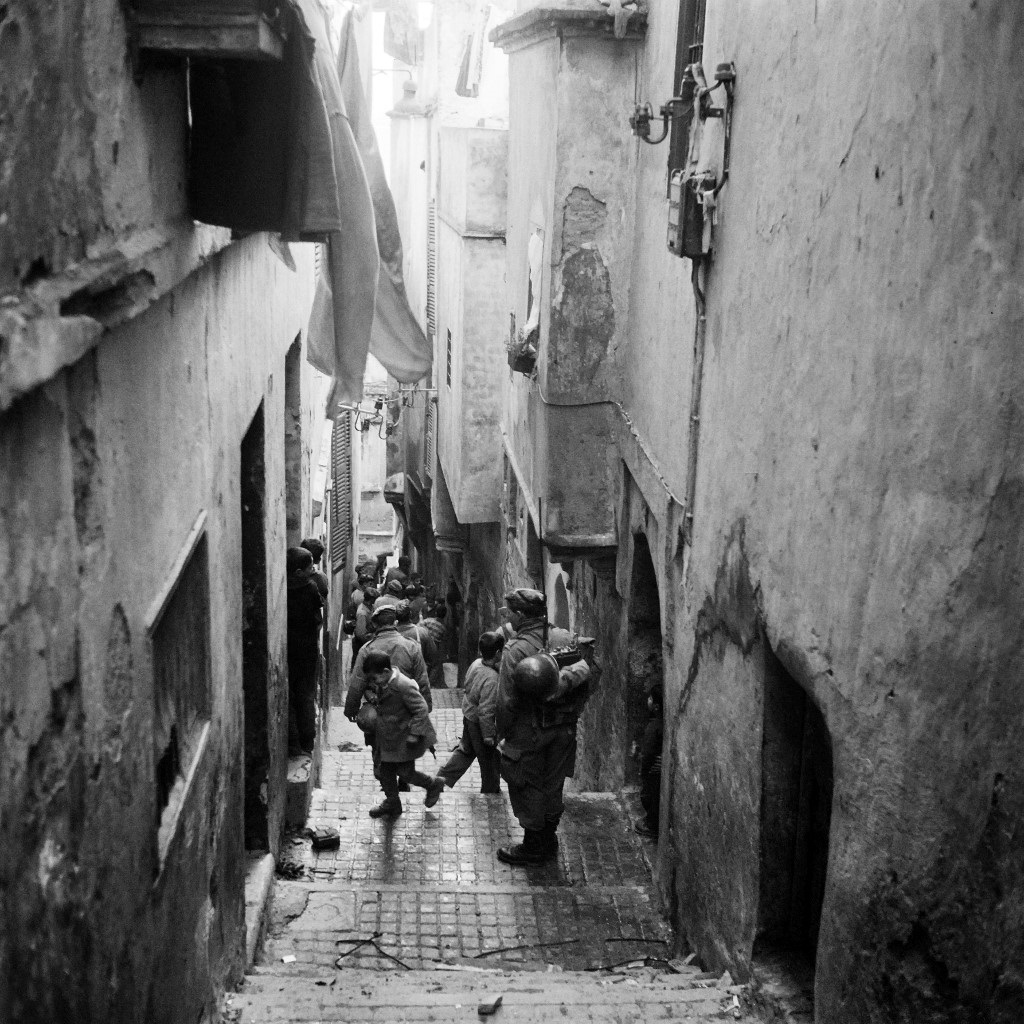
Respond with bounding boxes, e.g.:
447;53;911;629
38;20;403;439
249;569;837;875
492;2;646;556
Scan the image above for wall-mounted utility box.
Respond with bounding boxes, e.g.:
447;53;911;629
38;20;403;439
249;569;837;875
132;1;288;61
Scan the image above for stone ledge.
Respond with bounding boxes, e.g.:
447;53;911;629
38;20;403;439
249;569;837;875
244;852;276;970
286;754;314;828
0;220;231;412
490;1;647;54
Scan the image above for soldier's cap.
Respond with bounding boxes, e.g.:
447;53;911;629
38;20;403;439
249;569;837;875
371;604;398;623
386;579;405;596
504;588;546;614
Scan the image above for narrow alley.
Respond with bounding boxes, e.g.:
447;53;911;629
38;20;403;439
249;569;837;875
3;1;1022;1022
227;688;752;1024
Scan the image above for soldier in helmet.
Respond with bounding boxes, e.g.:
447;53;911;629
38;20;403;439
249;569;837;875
495;589;594;865
496;589;548;723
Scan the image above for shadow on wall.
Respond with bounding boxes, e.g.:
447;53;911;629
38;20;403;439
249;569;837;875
626;534;663;788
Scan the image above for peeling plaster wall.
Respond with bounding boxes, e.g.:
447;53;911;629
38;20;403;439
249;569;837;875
502;29;630;549
0;238;316;1023
615;1;1024;1020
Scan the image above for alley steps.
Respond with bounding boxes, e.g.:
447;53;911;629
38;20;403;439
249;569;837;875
227;964;750;1022
226;698;754;1023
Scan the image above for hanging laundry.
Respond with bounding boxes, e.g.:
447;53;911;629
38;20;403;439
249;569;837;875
295;0;379;405
336;9;432;388
383;0;420;66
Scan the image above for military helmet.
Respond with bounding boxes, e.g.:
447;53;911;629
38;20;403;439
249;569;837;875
512;654;560;702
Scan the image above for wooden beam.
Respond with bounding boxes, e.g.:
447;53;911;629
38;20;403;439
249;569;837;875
135;11;286;61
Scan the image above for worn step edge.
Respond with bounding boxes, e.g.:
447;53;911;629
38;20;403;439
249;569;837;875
236;974;733;1006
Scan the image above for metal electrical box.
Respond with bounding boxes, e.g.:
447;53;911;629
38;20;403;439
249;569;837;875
667;170;716;259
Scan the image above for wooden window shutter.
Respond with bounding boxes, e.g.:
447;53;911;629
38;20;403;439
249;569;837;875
426;201;437;339
424;399;436;481
330;414;352;573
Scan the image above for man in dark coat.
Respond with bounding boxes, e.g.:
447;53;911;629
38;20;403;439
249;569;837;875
494;589;594;865
636;684;664;838
300;537;329;608
287;546;323;755
350;651;442;817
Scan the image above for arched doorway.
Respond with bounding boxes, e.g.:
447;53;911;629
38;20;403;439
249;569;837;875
757;647;834;997
626;534;662;786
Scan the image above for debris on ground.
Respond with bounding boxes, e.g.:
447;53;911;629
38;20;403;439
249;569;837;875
275;859;306;880
477;994;503;1016
305;825;341;850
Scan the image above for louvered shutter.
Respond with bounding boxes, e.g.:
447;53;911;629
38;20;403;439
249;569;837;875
426;201;437;339
330;414;352;573
424;399;435;481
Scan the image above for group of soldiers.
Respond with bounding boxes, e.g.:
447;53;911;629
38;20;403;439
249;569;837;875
343;585;596;866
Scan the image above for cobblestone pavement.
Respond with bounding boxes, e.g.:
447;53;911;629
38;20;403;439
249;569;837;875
227;691;753;1023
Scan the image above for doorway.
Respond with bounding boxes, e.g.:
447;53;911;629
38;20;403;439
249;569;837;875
626;534;662;785
757;648;833;988
241;404;269;850
284;336;302;545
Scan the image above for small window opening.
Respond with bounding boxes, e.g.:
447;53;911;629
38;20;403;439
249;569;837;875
150;524;212;871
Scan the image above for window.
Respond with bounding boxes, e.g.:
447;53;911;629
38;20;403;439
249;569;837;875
667;0;707;183
148;514;212;870
446;329;453;389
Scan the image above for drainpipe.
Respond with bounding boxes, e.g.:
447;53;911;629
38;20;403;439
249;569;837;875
683;256;707;547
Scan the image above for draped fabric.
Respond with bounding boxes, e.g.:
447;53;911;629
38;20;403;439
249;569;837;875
336;11;432;390
189;0;428;404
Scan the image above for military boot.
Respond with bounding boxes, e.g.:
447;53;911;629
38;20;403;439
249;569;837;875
496;830;546;865
368;799;403;818
540;822;560;861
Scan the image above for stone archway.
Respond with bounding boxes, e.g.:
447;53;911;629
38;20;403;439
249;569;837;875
626;534;662;786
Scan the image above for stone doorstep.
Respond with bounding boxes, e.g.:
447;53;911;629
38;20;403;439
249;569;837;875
243;852;276;970
286;702;328;829
286;754;314;828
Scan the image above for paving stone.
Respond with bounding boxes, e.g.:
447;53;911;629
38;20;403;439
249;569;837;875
229;705;753;1023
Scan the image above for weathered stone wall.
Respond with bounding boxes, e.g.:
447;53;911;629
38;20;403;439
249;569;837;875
498;2;1024;1019
613;1;1024;1020
0;0;187;294
0;238;316;1022
436;126;508;525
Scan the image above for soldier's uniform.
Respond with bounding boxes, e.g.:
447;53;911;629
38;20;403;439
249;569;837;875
345;618;430;717
495;589;594;864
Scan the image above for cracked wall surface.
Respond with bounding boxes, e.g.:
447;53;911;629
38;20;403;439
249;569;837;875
0;238;316;1023
614;2;1024;1019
